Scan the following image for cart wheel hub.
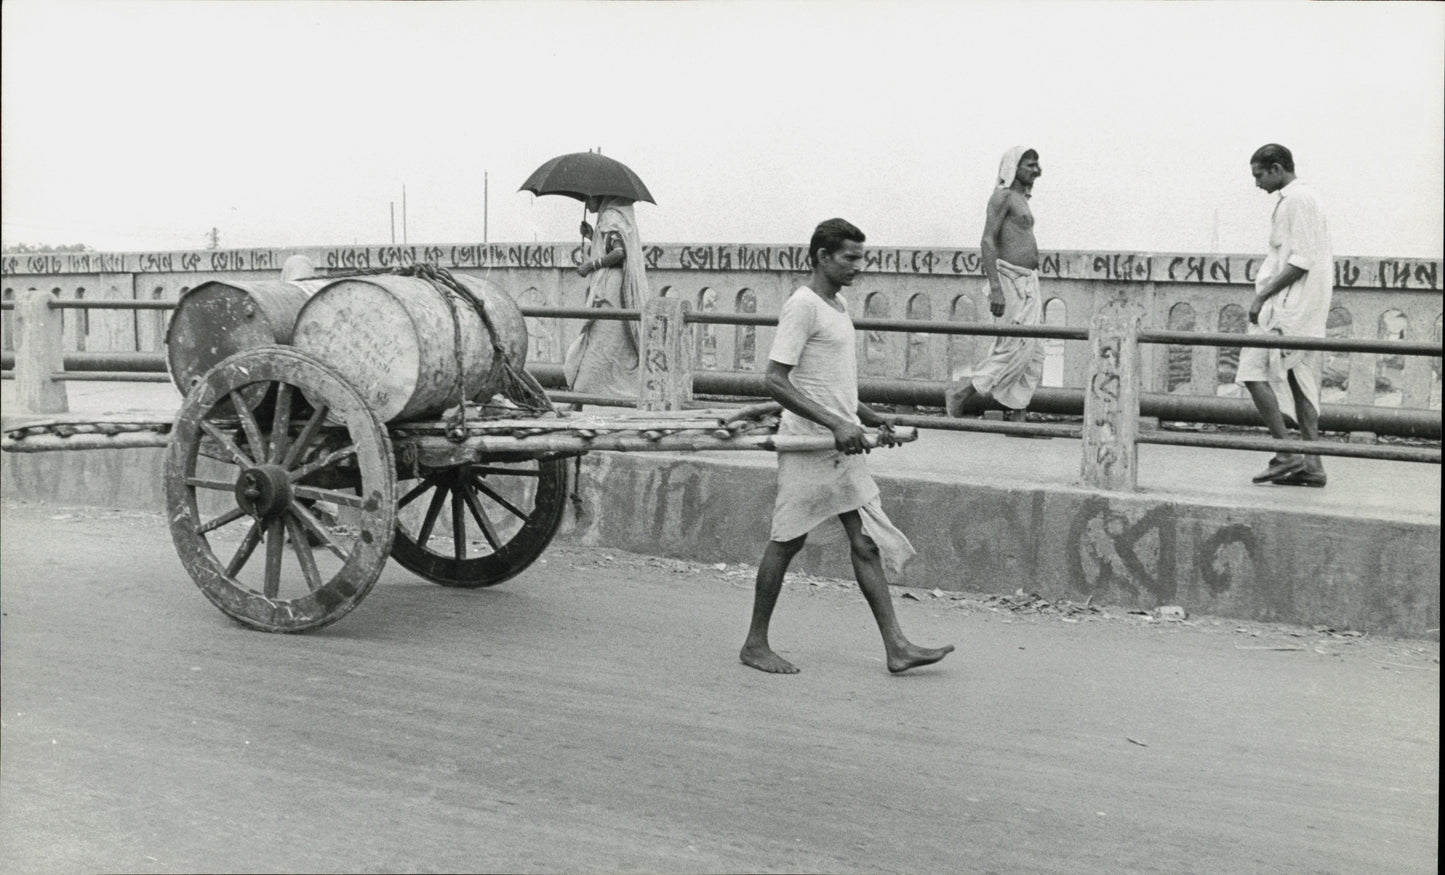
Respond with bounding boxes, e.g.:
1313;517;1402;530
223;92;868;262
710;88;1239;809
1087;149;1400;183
235;465;293;519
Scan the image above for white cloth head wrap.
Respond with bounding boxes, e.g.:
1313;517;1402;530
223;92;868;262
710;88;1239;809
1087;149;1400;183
996;146;1031;189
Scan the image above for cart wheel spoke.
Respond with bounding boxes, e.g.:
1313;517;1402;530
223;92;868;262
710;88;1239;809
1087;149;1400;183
285;514;325;592
269;383;294;464
167;347;394;633
292;484;369;509
232;390;267;462
195;506;248;536
186;476;237;492
288;444;357;483
200;420;255;467
263;518;285;598
469;473;528;521
451;485;468;561
460;480;503;551
416;484;448;548
226;521;264;577
289;501;349;562
397;474;442;511
282;404;331;470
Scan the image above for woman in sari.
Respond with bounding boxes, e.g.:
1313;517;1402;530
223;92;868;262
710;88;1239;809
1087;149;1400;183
562;196;651;400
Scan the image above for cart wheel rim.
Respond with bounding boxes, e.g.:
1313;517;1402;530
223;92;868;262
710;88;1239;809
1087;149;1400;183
165;346;396;632
390;457;568;588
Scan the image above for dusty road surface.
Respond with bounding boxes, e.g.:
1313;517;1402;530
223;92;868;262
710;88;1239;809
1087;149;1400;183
1;500;1437;874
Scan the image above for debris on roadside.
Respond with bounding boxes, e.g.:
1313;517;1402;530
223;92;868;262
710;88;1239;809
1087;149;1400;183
978;589;1106;618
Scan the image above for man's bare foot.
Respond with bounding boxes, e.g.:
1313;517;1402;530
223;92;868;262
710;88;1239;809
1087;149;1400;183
740;645;800;674
887;643;955;674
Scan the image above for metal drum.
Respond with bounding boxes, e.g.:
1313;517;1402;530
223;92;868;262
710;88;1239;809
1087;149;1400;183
291;273;527;423
165;279;329;393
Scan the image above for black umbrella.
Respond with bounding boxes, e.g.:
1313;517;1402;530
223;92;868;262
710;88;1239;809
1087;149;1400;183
519;151;656;205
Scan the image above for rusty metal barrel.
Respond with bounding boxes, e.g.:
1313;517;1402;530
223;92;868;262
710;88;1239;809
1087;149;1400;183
165;279;330;394
291;273;527;423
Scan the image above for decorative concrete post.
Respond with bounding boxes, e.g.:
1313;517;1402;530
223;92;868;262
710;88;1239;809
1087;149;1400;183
96;280;133;352
639;296;693;411
15;287;68;414
1081;292;1140;491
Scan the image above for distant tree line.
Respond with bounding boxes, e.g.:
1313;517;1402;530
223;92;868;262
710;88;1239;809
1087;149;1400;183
2;242;96;253
1;242;95;254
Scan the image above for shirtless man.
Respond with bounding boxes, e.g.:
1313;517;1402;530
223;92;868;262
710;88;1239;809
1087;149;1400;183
945;148;1047;421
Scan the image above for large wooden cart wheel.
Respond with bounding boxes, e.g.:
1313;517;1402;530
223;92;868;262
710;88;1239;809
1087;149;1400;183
165;347;396;632
390;457;569;588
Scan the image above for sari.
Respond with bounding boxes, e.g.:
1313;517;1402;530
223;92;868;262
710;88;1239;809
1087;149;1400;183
562;198;651;399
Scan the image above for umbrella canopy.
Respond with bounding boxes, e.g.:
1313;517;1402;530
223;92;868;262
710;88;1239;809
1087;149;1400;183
519;151;656;205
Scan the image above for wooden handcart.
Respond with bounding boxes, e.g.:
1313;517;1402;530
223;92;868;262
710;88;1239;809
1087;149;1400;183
4;345;911;633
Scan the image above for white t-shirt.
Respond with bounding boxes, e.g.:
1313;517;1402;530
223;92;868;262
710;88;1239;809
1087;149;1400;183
768;286;859;437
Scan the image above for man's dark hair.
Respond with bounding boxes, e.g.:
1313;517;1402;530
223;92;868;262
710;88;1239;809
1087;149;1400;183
808;218;865;265
1021;148;1039;162
1250;143;1294;173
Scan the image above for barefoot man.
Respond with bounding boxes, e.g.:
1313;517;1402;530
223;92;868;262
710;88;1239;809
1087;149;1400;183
945;147;1045;423
740;218;955;675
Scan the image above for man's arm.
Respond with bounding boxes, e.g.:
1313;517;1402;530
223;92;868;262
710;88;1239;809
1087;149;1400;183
1251;194;1323;325
1249;264;1306;325
764;359;869;454
979;190;1010;317
856;402;900;447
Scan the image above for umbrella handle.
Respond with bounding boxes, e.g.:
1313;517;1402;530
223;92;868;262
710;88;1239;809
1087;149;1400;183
579;203;594;243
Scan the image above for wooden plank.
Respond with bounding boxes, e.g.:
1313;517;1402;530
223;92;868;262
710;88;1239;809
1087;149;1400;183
411;427;918;467
2;410;177;434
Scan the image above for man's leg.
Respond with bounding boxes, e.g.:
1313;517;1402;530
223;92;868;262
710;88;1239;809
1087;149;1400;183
837;511;954;674
944;382;985;417
1243;380;1306;482
1280;371;1327;485
740;535;806;674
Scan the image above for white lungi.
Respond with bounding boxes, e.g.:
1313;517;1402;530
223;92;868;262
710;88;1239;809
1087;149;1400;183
768;287;916;576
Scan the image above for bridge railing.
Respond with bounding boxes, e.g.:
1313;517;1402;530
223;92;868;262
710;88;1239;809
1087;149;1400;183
3;291;1440;489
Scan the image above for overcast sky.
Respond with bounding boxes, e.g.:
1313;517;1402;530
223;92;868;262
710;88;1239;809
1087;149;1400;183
2;0;1442;258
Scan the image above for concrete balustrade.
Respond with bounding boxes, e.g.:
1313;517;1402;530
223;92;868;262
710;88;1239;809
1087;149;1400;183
4;243;1440;411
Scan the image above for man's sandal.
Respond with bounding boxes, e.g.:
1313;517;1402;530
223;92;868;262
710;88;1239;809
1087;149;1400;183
1252;456;1307;484
1277;468;1327;488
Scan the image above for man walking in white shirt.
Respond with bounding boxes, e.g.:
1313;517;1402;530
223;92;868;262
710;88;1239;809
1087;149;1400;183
739;218;955;675
1238;143;1334;487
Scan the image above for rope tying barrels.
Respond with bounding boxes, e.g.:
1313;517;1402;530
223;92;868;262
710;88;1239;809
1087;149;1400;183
349;264;555;440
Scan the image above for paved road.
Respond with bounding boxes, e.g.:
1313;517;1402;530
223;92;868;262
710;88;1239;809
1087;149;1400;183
1;500;1437;874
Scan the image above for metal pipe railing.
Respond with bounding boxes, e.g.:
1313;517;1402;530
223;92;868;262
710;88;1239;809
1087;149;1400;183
4;294;1439;478
8;298;1438;355
1138;328;1441;356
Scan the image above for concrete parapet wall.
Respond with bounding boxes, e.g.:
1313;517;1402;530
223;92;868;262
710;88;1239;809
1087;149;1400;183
570;453;1439;638
4;243;1442;409
8;445;1436;638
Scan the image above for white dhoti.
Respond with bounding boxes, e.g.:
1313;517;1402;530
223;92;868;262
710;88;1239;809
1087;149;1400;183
1235;319;1322;425
962;259;1044;409
770;448;916;577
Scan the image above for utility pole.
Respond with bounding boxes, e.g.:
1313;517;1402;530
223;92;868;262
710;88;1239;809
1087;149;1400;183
206;227;220;250
484;171;489;245
390;202;396;244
